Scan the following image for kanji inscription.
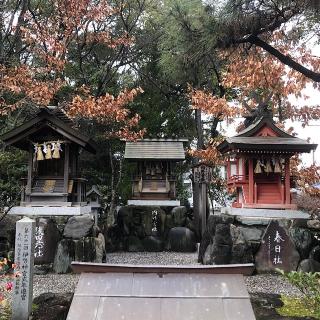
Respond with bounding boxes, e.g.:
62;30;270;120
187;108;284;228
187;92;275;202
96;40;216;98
255;220;300;272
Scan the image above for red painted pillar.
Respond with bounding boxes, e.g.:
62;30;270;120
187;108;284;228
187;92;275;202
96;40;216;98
227;157;231;180
285;158;291;204
248;158;254;204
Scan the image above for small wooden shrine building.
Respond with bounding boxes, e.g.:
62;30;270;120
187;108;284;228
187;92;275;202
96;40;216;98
124;139;187;206
217;114;317;210
0;107;96;213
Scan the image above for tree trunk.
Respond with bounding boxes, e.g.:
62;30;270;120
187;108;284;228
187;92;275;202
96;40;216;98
107;150;123;227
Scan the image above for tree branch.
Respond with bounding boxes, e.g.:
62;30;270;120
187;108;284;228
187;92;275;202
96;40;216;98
243;34;320;82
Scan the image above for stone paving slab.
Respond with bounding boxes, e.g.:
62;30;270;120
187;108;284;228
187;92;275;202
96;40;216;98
67;271;256;320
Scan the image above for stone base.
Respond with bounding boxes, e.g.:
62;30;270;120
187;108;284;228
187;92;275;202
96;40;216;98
221;207;310;219
8;205;92;216
127;200;180;207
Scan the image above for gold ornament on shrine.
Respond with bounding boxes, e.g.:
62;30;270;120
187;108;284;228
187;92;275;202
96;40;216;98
33;140;63;161
254;160;262;174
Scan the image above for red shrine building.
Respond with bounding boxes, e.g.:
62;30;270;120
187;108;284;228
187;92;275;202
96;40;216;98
217;114;317;210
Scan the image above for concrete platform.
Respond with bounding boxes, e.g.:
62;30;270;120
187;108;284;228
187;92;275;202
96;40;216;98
221;207;310;219
8;205;92;216
67;264;256;320
127;199;180;206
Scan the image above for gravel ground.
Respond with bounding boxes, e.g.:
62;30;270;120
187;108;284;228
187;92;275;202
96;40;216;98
244;274;301;296
1;252;302;311
105;251;200;265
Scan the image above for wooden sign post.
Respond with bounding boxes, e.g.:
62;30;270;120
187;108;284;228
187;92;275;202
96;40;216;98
12;217;35;320
193;164;213;236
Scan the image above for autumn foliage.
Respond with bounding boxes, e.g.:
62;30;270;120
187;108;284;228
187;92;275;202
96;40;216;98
0;0;142;140
68;87;146;140
189;30;320;197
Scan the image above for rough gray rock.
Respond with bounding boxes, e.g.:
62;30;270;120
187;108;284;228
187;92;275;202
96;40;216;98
95;233;105;263
290;228;314;260
53;239;75;274
127;235;144;252
211;224;232;264
32;292;73;320
202;243;214;265
73;234;105;263
307;219;320;230
298;259;320;272
230;225;254;264
309;245;320;262
171;206;187;227
142;236;164;252
63;214;94;239
198;215;241;264
166;227;196;252
117;206;166;238
238;226;264;242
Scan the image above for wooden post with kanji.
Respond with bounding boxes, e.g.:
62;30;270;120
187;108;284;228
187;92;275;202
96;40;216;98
12;217;35;320
193;164;213;236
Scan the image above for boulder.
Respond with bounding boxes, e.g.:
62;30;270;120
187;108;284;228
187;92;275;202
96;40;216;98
117;206;133;235
230;225;253;264
198;230;212;264
34;218;60;265
127;235;144;252
307;219;320;230
166;227;196;252
309;245;320;262
202;243;214;265
32;292;73;320
238;226;264;242
104;224;123;252
63;214;94;239
171;206;187;227
117;206;166;239
53;239;75;274
142;236;164;252
73;234;105;263
74;238;95;263
298;259;320;272
210;224;232;264
198;215;235;264
95;233;105;263
290;228;314;260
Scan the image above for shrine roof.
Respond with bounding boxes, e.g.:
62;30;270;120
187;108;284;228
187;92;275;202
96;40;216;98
218;115;317;154
235;116;293;138
124;139;186;160
218;136;317;153
0;107;96;153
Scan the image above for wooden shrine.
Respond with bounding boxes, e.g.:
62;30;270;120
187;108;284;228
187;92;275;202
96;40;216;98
217;114;317;210
124;139;187;206
1;107;96;209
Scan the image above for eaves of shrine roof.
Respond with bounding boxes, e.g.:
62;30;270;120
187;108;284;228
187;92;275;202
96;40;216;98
0;107;97;153
235;116;293;138
124;139;186;160
217;136;317;154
